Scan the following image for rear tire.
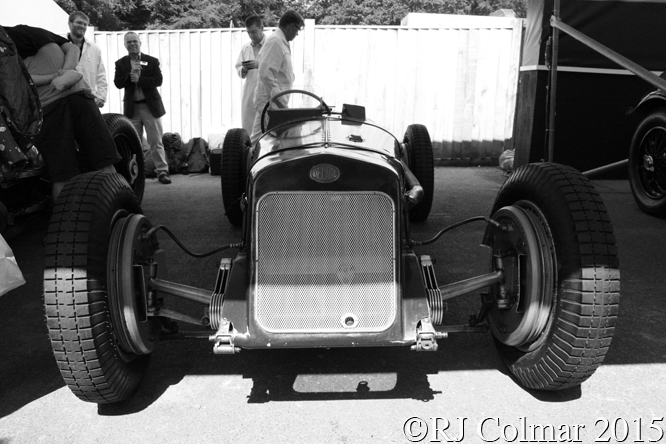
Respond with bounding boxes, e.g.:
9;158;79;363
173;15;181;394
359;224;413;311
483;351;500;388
628;109;666;217
485;163;620;390
403;124;434;222
44;171;152;403
221;128;250;227
104;113;145;204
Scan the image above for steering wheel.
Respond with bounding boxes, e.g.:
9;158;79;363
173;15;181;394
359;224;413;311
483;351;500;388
260;89;331;133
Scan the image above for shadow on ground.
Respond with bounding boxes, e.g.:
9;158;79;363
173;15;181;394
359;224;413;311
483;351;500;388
1;169;663;416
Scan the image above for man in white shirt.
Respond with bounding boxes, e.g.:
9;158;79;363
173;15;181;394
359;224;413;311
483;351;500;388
250;9;305;143
67;11;107;108
235;15;265;136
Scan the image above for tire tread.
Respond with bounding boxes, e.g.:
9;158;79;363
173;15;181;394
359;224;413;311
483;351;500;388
492;163;620;390
44;172;146;403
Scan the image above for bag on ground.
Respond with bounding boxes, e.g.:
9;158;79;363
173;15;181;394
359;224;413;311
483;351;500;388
207;130;227;176
162;132;184;174
182;137;209;174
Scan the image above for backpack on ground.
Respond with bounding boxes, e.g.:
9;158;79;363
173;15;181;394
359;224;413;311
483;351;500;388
182;137;209;174
0;25;42;168
162;132;184;174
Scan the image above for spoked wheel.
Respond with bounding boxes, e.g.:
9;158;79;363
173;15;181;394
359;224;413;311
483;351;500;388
484;162;620;390
628;109;666;217
44;171;160;403
403;124;434;222
221;128;251;227
104;113;145;204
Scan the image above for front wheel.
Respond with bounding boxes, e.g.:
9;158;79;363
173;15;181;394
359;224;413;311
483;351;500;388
403;124;434;222
221;128;250;227
628;110;666;217
484;162;620;390
44;171;158;403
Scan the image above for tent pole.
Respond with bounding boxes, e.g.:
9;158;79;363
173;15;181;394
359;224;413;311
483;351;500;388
546;0;561;163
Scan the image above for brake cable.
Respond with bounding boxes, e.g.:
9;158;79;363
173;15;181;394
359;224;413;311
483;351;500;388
141;225;243;258
409;216;503;246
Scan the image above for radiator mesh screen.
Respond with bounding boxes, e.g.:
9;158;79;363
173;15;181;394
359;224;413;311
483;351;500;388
255;192;396;333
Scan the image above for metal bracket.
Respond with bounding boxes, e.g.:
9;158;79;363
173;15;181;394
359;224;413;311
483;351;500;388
210;318;239;354
209;258;232;329
412;318;444;352
419;255;446;325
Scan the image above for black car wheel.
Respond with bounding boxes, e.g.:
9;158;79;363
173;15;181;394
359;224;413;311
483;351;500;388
221;128;250;227
485;162;620;390
628;109;666;217
403;124;434;222
104;113;145;204
44;171;158;403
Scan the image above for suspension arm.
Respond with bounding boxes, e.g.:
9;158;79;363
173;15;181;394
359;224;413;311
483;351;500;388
150;278;212;305
438;270;504;301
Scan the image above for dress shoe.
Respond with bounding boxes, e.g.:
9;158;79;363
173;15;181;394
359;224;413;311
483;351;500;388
158;172;171;184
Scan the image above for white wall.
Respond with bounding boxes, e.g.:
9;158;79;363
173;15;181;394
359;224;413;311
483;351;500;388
96;16;523;163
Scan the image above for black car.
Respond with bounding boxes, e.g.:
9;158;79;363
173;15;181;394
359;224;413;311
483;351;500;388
627;72;666;217
43;90;620;404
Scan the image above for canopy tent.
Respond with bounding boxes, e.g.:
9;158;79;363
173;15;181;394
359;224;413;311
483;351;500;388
514;0;666;172
522;0;666;70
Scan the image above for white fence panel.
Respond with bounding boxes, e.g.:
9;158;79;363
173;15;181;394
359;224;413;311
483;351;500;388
96;16;522;163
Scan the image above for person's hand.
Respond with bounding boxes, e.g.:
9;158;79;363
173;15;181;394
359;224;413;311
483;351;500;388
130;67;141;83
243;60;258;70
95;98;105;108
51;70;83;91
241;66;249;76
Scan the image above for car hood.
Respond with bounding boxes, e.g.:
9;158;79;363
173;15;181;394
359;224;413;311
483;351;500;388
255;116;399;162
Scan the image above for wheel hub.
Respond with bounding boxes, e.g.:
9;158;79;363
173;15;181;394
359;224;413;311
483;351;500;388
643;154;655;172
638;126;666;198
108;213;160;356
487;203;555;350
128;153;139;184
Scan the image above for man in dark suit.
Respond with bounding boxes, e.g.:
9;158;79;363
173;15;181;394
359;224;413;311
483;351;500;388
114;32;170;184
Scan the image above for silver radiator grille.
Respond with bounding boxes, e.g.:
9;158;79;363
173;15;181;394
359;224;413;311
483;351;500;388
254;191;397;333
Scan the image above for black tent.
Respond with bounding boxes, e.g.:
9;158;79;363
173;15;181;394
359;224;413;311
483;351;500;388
514;0;666;173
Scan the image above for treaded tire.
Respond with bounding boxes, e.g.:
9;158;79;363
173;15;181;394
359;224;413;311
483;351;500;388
43;171;149;403
221;128;250;227
404;124;434;222
628;109;666;217
488;162;620;390
104;113;145;204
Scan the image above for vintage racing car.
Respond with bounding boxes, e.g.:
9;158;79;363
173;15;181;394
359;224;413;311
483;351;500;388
43;90;620;404
627;72;666;217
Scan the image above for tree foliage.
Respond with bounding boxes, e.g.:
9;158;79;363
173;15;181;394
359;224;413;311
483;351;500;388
55;0;528;31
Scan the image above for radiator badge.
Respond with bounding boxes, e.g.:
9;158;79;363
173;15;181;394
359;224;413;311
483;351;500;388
310;164;340;183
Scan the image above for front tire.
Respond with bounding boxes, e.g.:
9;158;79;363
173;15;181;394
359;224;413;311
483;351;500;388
628;109;666;217
221;128;250;227
485;163;620;390
104;113;145;204
44;171;155;403
403;124;434;222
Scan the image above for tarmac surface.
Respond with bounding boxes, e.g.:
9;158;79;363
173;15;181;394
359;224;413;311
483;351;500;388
1;166;665;444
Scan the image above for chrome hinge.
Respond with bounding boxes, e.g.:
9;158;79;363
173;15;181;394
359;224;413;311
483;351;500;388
210;318;239;354
412;318;446;352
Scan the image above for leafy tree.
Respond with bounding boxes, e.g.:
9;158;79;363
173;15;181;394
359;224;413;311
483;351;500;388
55;0;137;30
300;0;527;26
56;0;529;31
